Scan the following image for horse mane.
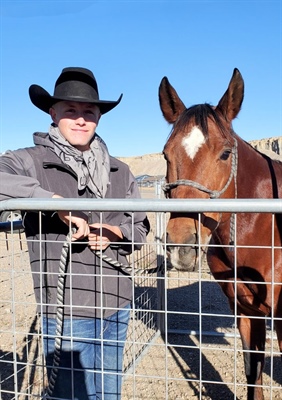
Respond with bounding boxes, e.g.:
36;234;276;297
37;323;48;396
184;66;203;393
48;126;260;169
167;102;282;169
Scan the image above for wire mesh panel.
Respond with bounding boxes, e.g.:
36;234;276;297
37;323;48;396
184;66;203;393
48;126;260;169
0;210;163;400
0;197;281;399
0;230;45;399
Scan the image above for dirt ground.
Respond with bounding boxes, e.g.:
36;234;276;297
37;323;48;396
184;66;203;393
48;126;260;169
0;200;281;399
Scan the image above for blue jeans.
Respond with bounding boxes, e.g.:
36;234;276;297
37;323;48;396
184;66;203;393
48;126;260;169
42;304;131;400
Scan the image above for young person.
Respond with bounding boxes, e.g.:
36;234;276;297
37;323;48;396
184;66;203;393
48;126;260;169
0;67;150;399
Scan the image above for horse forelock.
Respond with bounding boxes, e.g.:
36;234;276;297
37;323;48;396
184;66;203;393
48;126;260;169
171;103;228;139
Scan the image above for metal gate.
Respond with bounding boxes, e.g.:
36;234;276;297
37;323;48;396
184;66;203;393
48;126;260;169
0;196;281;399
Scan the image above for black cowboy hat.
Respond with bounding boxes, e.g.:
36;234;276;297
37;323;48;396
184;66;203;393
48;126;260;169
29;67;123;115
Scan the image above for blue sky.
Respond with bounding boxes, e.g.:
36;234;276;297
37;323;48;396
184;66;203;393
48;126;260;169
1;0;281;157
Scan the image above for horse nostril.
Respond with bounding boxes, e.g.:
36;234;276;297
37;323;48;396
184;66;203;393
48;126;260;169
161;232;171;244
166;233;172;244
161;233;172;253
165;233;174;254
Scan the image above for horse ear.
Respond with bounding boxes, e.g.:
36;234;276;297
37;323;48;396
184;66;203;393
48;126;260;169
216;68;244;122
159;77;186;123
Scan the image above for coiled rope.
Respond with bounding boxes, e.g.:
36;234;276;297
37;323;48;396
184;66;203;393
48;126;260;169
44;228;162;398
44;228;75;398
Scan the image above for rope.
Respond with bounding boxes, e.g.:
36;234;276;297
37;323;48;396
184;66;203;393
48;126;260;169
229;142;238;250
44;228;75;399
44;228;162;398
95;250;161;275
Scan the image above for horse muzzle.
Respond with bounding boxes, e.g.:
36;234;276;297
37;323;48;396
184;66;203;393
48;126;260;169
164;233;200;272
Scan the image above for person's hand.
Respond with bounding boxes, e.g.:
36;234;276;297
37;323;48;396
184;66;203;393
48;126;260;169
52;194;90;240
88;223;123;250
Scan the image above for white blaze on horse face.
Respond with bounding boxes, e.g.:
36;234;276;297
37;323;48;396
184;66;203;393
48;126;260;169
182;126;206;160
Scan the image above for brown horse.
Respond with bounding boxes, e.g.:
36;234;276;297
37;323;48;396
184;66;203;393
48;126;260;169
158;68;282;400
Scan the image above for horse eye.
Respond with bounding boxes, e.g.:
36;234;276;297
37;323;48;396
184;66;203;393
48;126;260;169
220;150;231;161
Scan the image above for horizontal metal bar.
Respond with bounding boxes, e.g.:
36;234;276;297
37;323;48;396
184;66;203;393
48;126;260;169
0;198;281;213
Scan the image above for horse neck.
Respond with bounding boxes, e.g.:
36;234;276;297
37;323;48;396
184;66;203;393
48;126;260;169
213;136;282;251
236;136;282;199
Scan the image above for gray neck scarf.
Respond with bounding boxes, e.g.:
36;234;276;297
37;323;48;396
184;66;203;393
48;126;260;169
49;124;110;198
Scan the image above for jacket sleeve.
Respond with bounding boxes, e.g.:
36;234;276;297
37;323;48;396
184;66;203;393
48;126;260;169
0;149;54;200
118;173;150;255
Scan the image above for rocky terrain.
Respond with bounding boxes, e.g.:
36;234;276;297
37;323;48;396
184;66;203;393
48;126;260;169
250;136;282;158
118;136;282;177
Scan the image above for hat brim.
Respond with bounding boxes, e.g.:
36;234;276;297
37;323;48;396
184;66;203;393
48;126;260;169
29;84;122;115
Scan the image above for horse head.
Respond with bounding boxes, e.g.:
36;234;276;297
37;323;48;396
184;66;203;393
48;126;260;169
159;68;244;271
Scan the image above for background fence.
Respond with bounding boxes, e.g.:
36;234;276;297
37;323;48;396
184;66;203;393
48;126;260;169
0;192;281;399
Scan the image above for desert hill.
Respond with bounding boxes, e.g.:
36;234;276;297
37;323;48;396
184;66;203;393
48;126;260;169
118;136;282;177
118;153;166;177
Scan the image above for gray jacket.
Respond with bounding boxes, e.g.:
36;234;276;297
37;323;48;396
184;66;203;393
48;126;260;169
0;132;150;318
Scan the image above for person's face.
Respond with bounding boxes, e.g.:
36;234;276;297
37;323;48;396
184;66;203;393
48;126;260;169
50;101;101;151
